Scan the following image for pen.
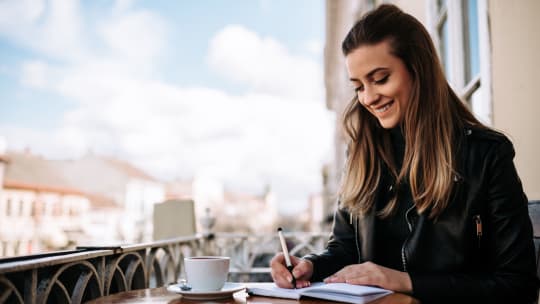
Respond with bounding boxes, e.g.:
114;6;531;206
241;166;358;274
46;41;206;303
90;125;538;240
277;227;297;289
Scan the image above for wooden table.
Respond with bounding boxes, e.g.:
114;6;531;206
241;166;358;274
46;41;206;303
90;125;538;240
87;286;420;304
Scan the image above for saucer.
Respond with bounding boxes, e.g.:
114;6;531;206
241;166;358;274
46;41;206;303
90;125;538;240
167;282;246;300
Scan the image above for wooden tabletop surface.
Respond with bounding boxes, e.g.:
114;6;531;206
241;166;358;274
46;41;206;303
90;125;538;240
86;286;421;304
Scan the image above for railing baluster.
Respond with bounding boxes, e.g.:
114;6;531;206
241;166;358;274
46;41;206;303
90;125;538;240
0;276;23;304
0;232;329;303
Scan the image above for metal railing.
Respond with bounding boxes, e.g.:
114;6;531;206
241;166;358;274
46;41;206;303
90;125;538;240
0;231;329;303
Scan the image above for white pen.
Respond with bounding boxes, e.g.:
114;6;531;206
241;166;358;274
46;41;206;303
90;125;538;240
277;227;296;288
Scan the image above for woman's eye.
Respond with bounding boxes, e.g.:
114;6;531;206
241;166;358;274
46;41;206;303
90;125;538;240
354;85;364;93
374;75;389;84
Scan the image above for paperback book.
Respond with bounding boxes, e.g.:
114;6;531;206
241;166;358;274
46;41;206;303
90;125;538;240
246;282;392;304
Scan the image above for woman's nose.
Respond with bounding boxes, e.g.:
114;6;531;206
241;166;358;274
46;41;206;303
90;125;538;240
362;86;380;106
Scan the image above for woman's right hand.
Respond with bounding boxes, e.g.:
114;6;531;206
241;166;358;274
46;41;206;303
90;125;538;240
270;253;314;288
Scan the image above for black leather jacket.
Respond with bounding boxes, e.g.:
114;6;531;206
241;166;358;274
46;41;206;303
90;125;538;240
305;128;539;303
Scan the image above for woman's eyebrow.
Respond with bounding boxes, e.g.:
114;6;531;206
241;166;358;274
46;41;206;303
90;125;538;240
349;67;389;82
366;67;389;78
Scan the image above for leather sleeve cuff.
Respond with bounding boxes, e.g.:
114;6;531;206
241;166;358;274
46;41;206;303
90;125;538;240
302;254;323;281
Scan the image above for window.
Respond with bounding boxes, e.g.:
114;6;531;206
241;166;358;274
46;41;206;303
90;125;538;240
7;199;17;217
435;0;451;79
53;201;62;216
0;199;6;217
429;0;491;124
31;201;37;217
18;200;24;217
464;0;480;84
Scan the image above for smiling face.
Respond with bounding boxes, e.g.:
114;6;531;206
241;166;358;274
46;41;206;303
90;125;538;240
345;40;413;129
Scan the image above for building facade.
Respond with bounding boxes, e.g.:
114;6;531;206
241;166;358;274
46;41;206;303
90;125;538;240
0;148;167;257
0;151;91;256
57;154;166;243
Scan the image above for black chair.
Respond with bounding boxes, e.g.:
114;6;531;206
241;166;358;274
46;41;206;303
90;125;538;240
528;200;540;279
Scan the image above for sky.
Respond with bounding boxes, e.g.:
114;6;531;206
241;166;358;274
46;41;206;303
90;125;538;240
0;0;334;214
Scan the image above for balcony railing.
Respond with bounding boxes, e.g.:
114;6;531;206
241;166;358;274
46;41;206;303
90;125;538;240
0;231;329;304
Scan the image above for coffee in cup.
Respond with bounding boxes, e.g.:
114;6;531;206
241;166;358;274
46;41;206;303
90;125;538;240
183;256;230;291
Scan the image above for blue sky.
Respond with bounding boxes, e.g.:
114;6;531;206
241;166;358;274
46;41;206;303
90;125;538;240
0;0;333;213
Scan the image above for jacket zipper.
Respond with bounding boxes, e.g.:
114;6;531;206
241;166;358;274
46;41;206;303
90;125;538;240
401;205;416;272
474;214;482;248
353;214;361;263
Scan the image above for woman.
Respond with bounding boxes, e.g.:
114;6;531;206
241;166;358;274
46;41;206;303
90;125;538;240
270;4;538;303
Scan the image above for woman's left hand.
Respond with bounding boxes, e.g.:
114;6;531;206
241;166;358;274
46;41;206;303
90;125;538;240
323;261;412;293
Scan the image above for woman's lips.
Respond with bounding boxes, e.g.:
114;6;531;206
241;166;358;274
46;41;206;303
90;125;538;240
373;100;394;114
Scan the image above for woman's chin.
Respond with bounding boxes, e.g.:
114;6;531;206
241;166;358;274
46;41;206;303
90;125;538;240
378;119;399;129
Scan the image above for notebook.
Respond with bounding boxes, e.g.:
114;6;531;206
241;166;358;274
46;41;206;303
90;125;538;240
245;282;392;304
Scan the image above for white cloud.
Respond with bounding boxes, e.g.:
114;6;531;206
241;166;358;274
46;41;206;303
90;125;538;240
113;0;136;13
0;0;45;31
304;39;323;57
0;0;84;61
1;3;332;212
2;79;334;208
20;60;50;89
0;124;86;159
40;0;85;57
207;25;324;101
98;10;168;63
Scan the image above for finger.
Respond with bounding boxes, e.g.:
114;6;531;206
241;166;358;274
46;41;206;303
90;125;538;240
324;274;346;283
345;276;374;286
292;259;313;281
290;255;303;266
270;253;285;267
271;268;295;288
294;279;311;288
323;264;361;283
270;254;295;287
270;254;289;275
275;277;293;288
271;268;291;285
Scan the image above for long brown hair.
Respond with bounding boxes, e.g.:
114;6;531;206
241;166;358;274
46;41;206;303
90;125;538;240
339;4;484;218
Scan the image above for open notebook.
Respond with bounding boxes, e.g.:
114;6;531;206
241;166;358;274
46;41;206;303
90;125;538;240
245;282;392;304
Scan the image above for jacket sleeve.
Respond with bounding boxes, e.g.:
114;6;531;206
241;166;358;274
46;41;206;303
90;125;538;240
410;138;539;303
303;205;360;281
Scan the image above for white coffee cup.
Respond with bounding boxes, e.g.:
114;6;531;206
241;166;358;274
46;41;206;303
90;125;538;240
184;256;230;291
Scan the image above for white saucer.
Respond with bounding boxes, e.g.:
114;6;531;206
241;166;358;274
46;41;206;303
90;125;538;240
167;282;246;300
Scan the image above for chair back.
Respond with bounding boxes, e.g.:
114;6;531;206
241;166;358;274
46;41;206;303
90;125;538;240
153;199;196;240
528;200;540;279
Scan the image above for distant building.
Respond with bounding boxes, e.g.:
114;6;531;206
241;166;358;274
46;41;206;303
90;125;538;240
307;192;328;233
165;178;194;201
0;151;91;256
57;154;166;242
0;148;166;257
168;175;279;233
220;189;278;233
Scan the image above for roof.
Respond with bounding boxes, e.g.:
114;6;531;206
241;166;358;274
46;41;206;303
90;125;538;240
100;156;157;181
85;193;120;210
54;154;162;203
3;151;83;195
2;151;161;206
223;190;265;204
3;180;84;195
165;179;194;199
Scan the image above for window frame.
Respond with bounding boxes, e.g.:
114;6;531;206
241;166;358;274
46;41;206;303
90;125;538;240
427;0;492;125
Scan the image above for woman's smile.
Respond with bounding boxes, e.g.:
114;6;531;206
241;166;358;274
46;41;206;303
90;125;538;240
373;100;394;114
